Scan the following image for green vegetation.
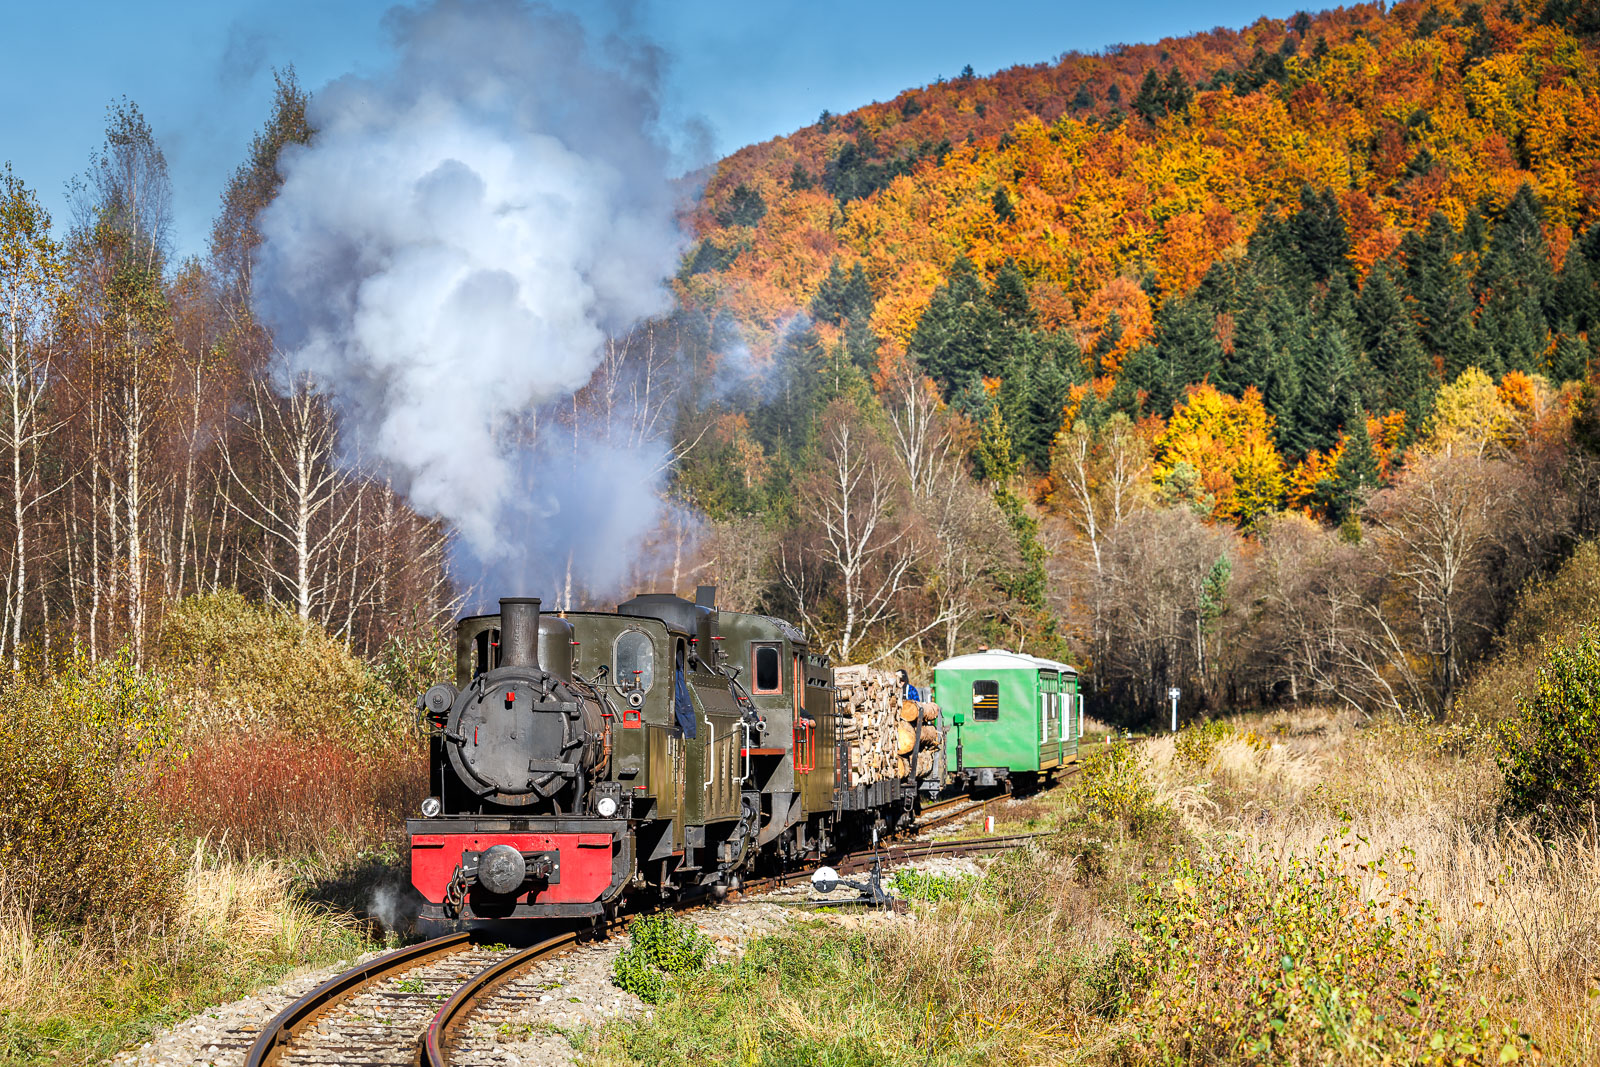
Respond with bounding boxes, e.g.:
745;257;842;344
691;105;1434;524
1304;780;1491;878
1498;628;1600;823
887;869;978;903
611;912;716;1004
1078;736;1166;833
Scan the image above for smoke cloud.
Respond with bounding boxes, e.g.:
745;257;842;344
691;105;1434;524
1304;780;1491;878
253;0;691;595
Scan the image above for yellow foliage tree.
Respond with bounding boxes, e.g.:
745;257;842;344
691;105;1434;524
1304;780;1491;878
1154;384;1284;526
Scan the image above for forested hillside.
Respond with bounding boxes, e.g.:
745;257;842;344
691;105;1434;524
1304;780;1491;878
672;0;1600;722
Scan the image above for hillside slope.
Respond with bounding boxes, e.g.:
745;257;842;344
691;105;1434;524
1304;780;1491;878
679;0;1600;387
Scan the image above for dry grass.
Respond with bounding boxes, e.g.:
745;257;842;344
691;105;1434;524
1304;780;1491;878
598;708;1600;1065
0;843;369;1065
1139;711;1600;1062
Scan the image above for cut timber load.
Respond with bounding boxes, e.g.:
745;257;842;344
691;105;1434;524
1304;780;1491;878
835;666;944;785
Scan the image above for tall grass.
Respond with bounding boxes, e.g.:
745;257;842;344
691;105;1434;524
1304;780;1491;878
0;843;368;1066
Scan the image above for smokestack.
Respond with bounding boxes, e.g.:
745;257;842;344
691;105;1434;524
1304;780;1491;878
499;597;541;669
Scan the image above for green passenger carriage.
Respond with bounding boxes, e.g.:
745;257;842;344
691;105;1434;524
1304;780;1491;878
934;650;1085;792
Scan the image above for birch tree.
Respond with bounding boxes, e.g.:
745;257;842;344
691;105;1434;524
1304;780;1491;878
0;168;67;667
224;373;356;623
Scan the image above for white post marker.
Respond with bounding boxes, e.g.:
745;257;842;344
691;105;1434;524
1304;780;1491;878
1168;687;1181;733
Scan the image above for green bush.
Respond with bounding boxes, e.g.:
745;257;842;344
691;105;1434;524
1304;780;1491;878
888;868;978;902
1497;628;1600;822
0;649;182;924
1078;736;1167;832
156;591;406;741
611;911;714;1003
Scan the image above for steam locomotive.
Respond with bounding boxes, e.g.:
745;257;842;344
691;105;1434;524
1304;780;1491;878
408;589;940;922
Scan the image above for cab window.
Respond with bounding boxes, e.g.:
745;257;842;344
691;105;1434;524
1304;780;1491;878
752;644;782;693
973;680;999;721
614;630;655;692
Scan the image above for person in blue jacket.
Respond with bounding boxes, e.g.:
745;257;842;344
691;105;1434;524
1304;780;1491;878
897;668;921;701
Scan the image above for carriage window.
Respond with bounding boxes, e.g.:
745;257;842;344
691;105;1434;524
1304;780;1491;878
752;644;782;693
614;630;655;692
972;680;999;721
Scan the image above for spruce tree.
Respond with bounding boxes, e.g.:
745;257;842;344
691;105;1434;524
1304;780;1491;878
1549;322;1592;383
812;260;879;372
1215;283;1276;397
1324;407;1379;522
756;322;829;457
1358;258;1436;423
1403;211;1484;379
1133;69;1166;121
991;259;1037;328
1152;293;1223;405
1549;238;1598;335
1297;324;1359;454
908;257;1008;390
1021;348;1071;470
1477;184;1554;374
1287;185;1351;286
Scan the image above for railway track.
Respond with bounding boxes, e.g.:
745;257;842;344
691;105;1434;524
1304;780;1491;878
914;761;1081;834
244;832;1039;1067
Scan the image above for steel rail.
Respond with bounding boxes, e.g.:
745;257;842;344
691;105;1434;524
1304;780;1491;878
417;924;610;1067
245;931;475;1067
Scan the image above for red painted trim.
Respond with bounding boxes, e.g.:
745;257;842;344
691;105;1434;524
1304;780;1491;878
410;831;619;906
740;747;785;756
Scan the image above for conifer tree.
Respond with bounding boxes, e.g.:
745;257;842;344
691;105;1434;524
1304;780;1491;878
1107;342;1165;418
1549;238;1598;336
1021;348;1071;469
1324;407;1379;522
1133;69;1166;121
1214;285;1275;397
1477;184;1554;374
1358;258;1436;422
1287;184;1350;286
909;257;1008;390
1549;323;1592;383
1297;324;1360;454
1151;293;1222;407
991;259;1036;328
1402;211;1483;379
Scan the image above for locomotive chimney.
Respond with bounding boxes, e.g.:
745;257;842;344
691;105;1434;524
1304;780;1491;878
498;597;542;669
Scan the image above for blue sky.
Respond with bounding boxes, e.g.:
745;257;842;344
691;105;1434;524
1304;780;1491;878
1;0;1307;258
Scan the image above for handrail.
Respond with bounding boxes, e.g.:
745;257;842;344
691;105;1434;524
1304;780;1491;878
704;718;716;788
735;720;750;785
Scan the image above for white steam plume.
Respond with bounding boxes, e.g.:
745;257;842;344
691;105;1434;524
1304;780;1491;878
253;0;690;595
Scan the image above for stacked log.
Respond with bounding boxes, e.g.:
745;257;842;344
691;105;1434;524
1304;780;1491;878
835;666;943;784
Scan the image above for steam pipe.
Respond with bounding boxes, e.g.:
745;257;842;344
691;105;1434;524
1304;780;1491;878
499;597;542;669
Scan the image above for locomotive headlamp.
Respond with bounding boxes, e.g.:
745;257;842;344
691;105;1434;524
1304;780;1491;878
596;796;618;818
421;796;443;818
